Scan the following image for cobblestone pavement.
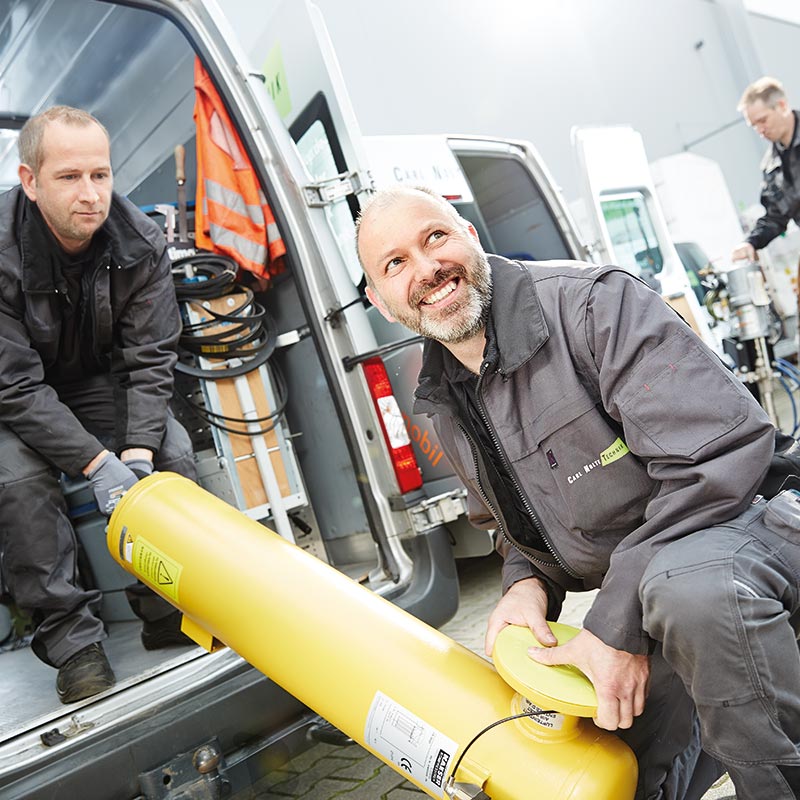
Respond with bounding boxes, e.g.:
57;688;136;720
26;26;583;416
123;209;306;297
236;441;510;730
251;553;737;800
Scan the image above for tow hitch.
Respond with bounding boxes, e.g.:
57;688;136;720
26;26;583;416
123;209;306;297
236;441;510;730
138;739;230;800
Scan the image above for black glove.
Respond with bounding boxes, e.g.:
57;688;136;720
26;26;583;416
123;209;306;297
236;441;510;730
86;453;138;516
121;458;154;480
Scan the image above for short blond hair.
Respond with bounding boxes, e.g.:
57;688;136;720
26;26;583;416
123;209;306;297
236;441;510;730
18;106;109;175
737;77;787;112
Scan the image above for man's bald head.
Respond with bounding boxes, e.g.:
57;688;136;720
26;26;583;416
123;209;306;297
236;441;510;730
355;183;491;346
355;185;470;281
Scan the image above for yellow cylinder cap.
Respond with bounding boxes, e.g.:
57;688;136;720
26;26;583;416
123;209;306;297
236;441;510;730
492;623;597;718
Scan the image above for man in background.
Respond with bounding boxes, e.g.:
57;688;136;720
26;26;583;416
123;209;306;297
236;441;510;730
731;77;800;281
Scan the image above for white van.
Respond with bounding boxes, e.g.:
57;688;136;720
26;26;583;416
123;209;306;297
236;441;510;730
0;2;462;797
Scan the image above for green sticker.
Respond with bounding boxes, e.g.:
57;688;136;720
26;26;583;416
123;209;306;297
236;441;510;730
600;437;629;466
262;43;291;119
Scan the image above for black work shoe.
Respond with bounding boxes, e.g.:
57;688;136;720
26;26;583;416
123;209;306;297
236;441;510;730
56;643;115;704
141;611;193;651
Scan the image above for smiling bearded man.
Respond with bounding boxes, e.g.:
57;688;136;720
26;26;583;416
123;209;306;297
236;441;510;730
354;184;800;800
357;185;492;347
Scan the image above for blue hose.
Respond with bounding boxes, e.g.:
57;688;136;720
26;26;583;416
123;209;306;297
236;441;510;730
777;358;800;381
775;364;800;436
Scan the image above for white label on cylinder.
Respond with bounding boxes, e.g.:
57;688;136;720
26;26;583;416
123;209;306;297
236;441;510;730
365;690;459;797
522;698;565;730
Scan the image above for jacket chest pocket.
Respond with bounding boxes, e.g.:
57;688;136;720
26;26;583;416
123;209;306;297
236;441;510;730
764;166;792;214
25;296;62;366
506;401;653;535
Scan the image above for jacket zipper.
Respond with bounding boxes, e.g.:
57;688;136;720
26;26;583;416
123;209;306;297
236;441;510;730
471;362;582;579
87;263;102;362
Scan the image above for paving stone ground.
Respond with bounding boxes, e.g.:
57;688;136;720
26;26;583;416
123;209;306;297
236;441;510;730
249;553;737;799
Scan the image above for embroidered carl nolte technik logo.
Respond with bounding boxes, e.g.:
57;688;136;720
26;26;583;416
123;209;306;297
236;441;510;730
565;437;629;485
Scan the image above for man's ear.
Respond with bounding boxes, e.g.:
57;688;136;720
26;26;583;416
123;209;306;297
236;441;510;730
18;164;37;202
466;222;480;244
365;285;397;324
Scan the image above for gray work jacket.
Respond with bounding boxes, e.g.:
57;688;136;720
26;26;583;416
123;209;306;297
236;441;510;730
414;257;774;654
0;186;181;476
747;110;800;250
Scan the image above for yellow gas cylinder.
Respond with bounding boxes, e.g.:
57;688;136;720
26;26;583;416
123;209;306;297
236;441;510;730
107;473;637;799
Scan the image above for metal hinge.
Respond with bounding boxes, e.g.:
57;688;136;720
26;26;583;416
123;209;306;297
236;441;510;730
410;488;468;533
303;170;373;207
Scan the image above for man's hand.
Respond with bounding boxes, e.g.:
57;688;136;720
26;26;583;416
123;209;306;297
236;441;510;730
85;452;139;516
485;577;556;657
528;627;650;731
731;242;757;262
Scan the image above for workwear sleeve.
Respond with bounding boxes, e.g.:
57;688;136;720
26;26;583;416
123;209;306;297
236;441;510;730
0;295;104;476
495;536;568;621
580;270;774;654
746;209;789;251
111;243;181;454
746;180;790;250
437;418;568;620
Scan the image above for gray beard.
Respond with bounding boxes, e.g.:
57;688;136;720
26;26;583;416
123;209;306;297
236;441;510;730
417;281;492;344
381;251;493;344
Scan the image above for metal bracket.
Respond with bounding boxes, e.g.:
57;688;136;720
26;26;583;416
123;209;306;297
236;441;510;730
409;489;468;533
40;714;94;747
445;778;491;800
303;169;373;208
138;738;230;800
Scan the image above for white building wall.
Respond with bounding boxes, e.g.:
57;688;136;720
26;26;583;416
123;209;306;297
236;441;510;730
308;0;799;230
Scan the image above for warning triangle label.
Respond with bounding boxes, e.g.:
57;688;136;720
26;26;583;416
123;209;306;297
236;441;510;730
157;561;173;585
132;536;182;603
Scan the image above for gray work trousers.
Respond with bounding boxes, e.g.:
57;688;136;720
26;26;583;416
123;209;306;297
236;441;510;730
0;375;196;668
632;496;800;800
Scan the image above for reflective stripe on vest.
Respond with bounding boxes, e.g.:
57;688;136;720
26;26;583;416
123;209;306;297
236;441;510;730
193;57;286;280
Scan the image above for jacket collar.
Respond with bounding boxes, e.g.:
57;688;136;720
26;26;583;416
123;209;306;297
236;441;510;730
761;110;800;171
16;188;156;293
414;255;549;413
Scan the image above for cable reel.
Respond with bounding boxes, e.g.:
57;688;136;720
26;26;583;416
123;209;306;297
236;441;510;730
171;253;286;436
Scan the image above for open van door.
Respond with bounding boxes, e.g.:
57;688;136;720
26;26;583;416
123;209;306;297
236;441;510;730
222;0;373;286
204;0;468;602
571;125;721;353
212;5;475;565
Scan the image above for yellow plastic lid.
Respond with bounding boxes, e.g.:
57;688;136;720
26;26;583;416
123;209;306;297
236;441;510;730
492;623;597;718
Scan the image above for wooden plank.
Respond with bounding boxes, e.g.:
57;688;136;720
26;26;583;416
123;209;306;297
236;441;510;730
186;294;292;509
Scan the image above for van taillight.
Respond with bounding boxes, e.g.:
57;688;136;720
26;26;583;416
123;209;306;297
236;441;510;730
362;357;423;494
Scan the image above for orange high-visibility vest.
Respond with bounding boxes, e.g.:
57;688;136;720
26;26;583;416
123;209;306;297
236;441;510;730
193;57;286;280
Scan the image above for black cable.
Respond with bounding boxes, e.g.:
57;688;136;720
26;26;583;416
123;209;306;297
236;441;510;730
176;363;289;437
447;710;555;791
172;253;278;380
171;253;238;300
171;251;286;429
